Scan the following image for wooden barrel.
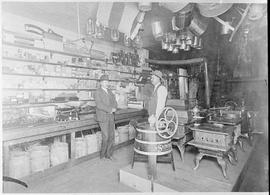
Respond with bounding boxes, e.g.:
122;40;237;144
29;145;50;173
50;142;68;166
118;125;129;143
9;151;30;178
134;123;172;156
75;138;87;159
85;134;98;154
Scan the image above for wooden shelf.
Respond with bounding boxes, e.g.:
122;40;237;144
2;99;94;109
2;56;139;75
2;72;130;82
3;88;96;91
227;77;268;83
3;41;99;60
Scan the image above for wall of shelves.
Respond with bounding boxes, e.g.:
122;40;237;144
2;57;139;75
2;33;145;109
1;10;149;180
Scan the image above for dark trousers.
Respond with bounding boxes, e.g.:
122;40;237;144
99;115;115;158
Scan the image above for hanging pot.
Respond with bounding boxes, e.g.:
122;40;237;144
174;3;194;30
151;20;164;40
168;44;174;51
197;3;233;17
180;40;186;50
123;34;131;47
159;2;189;13
188;11;209;37
184;45;191;51
248;4;266;21
86;18;96;35
196;38;202;49
172;47;179;54
111;29;120;42
186;30;194;45
95;21;105;39
138;2;152;12
191;35;199;48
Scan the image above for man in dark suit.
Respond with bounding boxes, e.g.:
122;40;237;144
95;74;117;160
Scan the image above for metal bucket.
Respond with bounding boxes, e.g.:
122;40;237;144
151;21;164;40
188;10;209;36
174;3;194;30
134;123;172;156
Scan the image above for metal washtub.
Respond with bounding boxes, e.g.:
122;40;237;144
134;123;172;156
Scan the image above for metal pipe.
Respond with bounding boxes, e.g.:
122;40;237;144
204;59;210;108
145;58;204;65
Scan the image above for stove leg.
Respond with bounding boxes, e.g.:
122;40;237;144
238;138;245;152
217;157;228;179
231;145;238;162
178;145;185;162
227;153;235;165
131;150;135;169
151;176;154;192
194;153;204;170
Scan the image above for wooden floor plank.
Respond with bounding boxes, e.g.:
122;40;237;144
120;140;255;192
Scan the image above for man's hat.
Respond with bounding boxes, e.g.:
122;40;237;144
99;74;109;81
151;70;163;80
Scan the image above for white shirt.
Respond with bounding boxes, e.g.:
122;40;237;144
154;83;168;117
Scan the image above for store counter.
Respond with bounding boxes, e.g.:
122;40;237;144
3;108;147;145
2;108;147;176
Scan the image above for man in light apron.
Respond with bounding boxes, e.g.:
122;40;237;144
148;70;168;122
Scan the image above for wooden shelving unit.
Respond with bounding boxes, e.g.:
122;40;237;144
2;88;96;91
2;56;139;75
2;31;147;180
2;99;94;109
2;72;130;82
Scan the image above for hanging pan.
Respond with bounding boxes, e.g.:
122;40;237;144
196;3;233;18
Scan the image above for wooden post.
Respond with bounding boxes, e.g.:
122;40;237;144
70;132;76;159
148;125;157;180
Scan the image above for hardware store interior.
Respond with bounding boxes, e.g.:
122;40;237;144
1;1;268;193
